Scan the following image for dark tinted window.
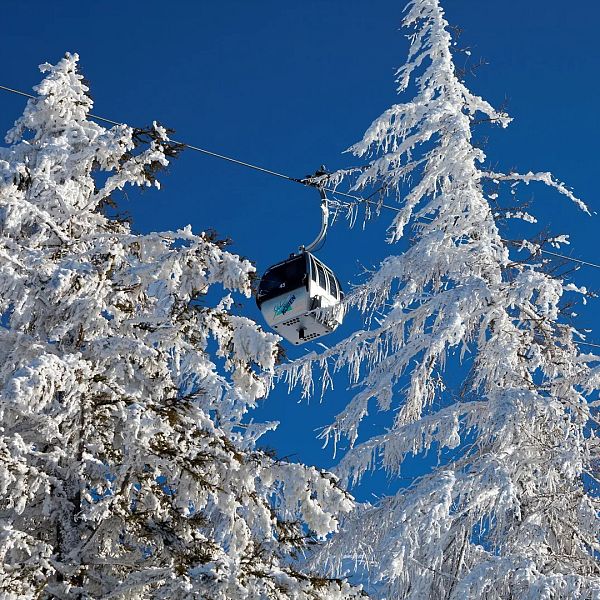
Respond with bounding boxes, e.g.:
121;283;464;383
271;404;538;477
257;256;307;306
309;256;318;282
315;263;327;289
327;272;338;298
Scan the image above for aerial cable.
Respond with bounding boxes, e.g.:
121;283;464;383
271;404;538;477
0;85;439;211
2;83;600;352
413;213;600;270
577;340;600;350
1;83;599;271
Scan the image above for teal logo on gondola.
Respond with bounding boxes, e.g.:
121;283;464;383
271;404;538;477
274;294;296;317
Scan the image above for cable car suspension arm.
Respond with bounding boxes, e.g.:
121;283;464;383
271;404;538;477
302;188;329;253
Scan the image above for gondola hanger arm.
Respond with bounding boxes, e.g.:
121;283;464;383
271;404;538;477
301;187;329;253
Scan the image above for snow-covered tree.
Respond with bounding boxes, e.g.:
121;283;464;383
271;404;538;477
285;1;600;597
0;53;363;600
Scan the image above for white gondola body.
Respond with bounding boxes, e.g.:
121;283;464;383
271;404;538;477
257;253;343;345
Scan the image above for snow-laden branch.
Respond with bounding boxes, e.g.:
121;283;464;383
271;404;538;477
282;1;600;596
0;53;363;599
482;170;589;213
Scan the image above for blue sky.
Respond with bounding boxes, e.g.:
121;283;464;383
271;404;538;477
1;0;599;501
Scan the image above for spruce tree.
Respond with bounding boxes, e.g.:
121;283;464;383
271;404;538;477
0;54;362;600
286;2;600;597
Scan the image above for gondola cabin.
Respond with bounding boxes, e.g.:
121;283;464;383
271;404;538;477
256;251;343;345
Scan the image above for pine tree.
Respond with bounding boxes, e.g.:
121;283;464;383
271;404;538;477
0;54;363;600
285;1;600;597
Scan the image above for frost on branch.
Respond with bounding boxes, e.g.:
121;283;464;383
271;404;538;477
0;54;362;599
282;2;600;598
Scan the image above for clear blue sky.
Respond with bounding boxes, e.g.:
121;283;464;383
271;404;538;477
2;0;599;501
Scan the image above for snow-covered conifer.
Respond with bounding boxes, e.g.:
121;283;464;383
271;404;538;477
285;2;600;597
0;54;362;599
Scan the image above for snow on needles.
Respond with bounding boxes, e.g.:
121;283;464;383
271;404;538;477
0;54;362;599
282;1;600;598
